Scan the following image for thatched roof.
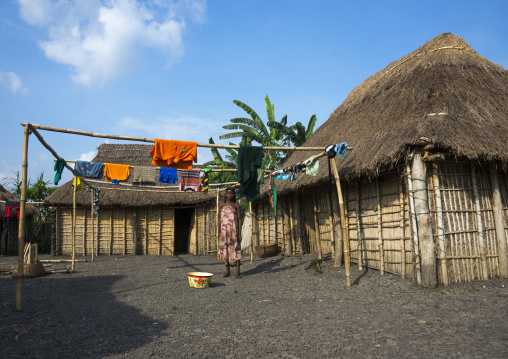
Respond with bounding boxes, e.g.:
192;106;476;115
271;33;508;195
0;184;38;216
44;144;216;207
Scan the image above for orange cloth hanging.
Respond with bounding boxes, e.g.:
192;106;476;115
150;139;198;170
103;163;130;182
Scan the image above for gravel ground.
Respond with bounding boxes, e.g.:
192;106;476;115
1;253;508;359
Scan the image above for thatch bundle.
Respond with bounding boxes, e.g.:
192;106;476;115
273;33;508;195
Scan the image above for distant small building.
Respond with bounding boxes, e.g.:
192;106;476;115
0;184;38;255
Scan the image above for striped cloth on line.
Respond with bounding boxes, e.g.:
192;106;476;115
179;169;201;192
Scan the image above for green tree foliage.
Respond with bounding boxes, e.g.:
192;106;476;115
220;95;317;169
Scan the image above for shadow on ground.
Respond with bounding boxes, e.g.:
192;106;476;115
0;274;168;358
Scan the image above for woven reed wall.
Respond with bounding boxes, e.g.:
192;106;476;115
56;203;216;256
252;160;508;284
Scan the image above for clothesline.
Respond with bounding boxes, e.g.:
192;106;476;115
21;123;353;151
84;178;237;189
0;200;43;204
55;159;273;173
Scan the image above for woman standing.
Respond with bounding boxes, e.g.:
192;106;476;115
218;187;242;278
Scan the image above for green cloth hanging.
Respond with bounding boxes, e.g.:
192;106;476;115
237;145;264;202
54;158;66;185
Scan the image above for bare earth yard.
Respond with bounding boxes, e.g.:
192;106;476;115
1;253;507;358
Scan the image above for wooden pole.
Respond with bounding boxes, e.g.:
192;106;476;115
22;122;342;151
471;164;489;280
71;177;77;272
124;207;128;256
132;210;137;255
250;202;254;263
330;157;351;287
432;163;448;285
489;162;508;277
326;191;336;264
144;209;148;255
411;153;437;288
407;162;422;285
96;211;100;256
15;124;30;311
376;178;385;275
296;194;304;255
216;189;220;251
195;207;198;255
83;208;87;256
289;195;296;255
109;208;113;255
399;176;406;278
356;182;363;271
158;208;162;255
90;190;94;262
312;190;322;260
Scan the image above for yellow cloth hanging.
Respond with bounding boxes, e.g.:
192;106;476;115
72;175;82;191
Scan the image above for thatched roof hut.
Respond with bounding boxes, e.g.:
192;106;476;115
274;32;508;194
44;144;219;257
1;184;38;255
252;33;508;288
0;184;38;216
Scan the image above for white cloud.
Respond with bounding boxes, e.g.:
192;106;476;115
17;0;207;86
0;71;29;95
77;150;98;162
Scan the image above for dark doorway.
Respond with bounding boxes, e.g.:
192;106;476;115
174;208;194;253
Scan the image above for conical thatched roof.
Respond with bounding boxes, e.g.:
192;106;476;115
44;144;216;207
0;184;38;216
273;33;508;195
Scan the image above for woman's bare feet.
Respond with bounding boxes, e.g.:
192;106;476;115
222;263;230;278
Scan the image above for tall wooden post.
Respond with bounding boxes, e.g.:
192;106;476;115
376;178;385;275
312;190;322;260
356;182;363;271
432;163;448;285
489;162;508;277
250;202;254;263
471;164;489;280
407;162;422;285
71;177;77;272
331;158;351;286
216;189;220;251
399;177;406;278
411;153;437;288
16;124;30;310
90;190;94;262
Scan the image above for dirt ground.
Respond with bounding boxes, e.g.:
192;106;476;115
1;253;507;359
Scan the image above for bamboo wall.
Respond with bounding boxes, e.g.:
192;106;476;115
252;160;508;284
55;203;217;256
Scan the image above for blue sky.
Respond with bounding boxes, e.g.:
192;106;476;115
1;0;507;188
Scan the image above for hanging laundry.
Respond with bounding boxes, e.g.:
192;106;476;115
72;175;83;191
201;168;211;194
133;166;157;184
86;185;101;215
326;144;337;211
237;145;264;202
303;155;319;176
335;142;348;159
3;202;20;228
104;163;130;183
74;160;104;178
257;168;265;184
179;169;201;191
54;158;66;185
150;139;197;170
158;167;178;184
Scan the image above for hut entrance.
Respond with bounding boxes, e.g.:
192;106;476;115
174;208;194;253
